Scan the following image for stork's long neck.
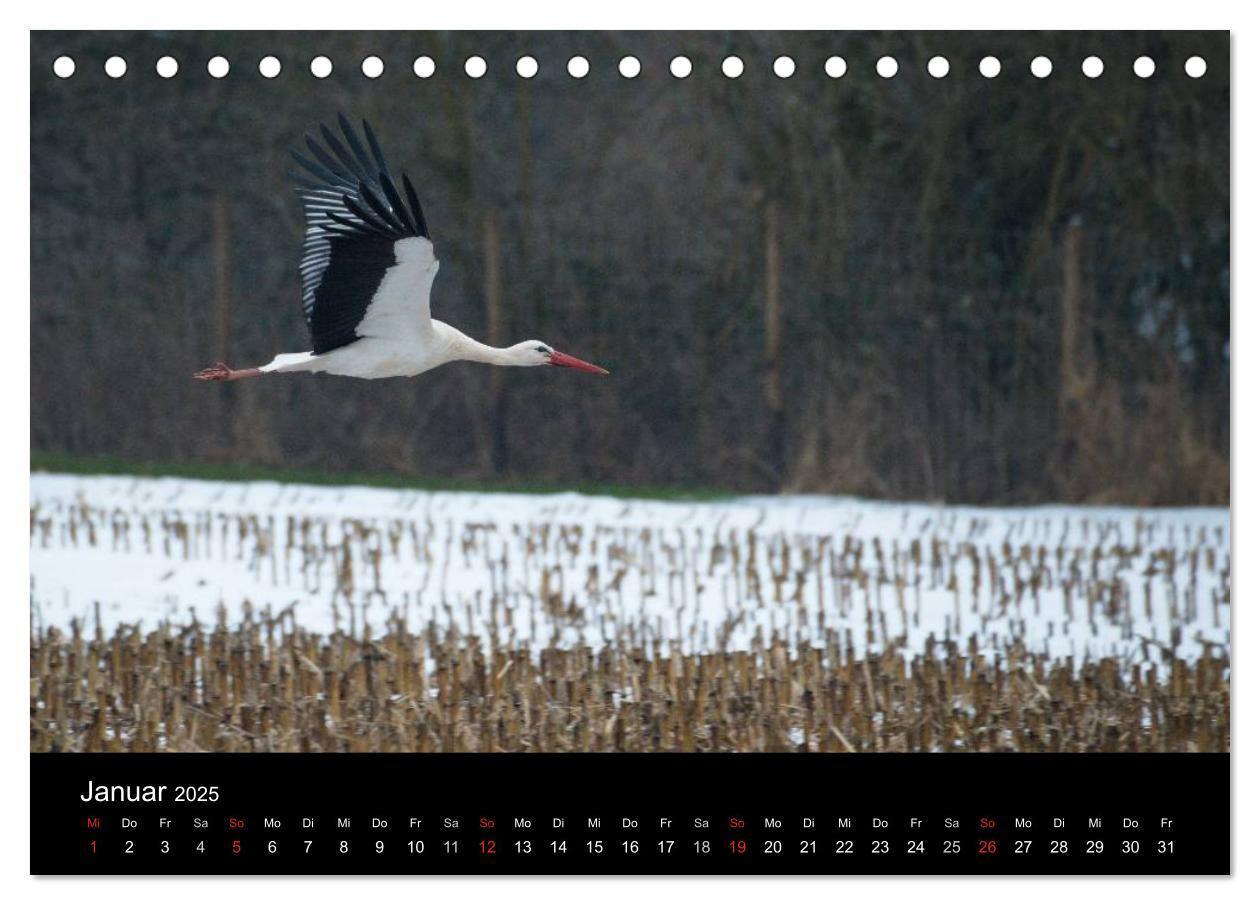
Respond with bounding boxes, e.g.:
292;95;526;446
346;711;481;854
441;323;520;366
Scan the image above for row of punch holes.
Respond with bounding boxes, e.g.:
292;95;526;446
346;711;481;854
52;52;1210;81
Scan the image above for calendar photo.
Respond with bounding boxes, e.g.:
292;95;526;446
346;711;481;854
29;29;1230;876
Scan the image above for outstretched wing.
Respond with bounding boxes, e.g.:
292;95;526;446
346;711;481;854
289;115;439;355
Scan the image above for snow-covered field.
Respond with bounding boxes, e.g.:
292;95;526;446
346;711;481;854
30;473;1230;668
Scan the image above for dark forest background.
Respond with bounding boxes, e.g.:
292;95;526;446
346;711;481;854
30;31;1229;504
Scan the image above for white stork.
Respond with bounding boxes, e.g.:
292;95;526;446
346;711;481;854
194;115;607;383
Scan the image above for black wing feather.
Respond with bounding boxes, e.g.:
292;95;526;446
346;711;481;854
362;119;393;183
305;136;357;185
378;172;418;235
338;113;378;177
304;237;398;355
402;174;428;237
290;149;354;190
357;182;410;236
288;117;433;354
342;193;396;236
320;123;373;184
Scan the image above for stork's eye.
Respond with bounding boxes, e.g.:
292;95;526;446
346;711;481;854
536;345;549;354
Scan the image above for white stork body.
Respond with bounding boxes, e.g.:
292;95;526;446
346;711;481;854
260;317;524;379
196;116;606;385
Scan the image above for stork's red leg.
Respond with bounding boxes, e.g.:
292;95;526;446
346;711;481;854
193;362;264;382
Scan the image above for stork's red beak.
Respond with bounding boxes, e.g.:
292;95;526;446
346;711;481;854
549;351;609;375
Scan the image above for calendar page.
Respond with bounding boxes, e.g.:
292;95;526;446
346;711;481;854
29;29;1230;876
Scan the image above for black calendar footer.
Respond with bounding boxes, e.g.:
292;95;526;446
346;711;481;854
31;752;1229;875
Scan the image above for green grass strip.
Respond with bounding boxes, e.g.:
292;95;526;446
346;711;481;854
30;451;734;503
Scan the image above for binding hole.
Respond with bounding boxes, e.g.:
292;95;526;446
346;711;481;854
1082;56;1104;79
979;56;1001;78
104;56;127;78
721;56;744;78
567;56;590;79
464;56;487;79
876;56;898;78
155;56;178;79
824;56;847;78
516;56;538;78
670;56;692;78
52;55;75;78
259;56;281;79
412;56;435;79
361;56;384;79
773;56;795;78
927;56;950;78
207;56;230;79
310;56;333;79
1184;56;1207;78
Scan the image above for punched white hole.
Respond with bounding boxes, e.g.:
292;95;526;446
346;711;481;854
1031;56;1053;78
773;55;795;78
927;56;950;78
464;56;487;79
1184;55;1207;78
516;56;538;78
1082;56;1104;78
207;56;230;78
824;56;847;78
413;56;435;78
979;56;1001;78
619;56;641;78
361;55;384;79
876;56;898;78
155;56;179;79
721;56;744;78
104;56;127;79
670;56;692;78
1133;56;1156;78
52;55;76;78
310;56;333;78
259;56;281;79
567;56;590;79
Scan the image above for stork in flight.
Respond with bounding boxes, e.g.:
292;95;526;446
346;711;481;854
194;115;607;383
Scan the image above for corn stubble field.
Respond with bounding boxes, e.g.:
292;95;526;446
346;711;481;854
29;475;1230;753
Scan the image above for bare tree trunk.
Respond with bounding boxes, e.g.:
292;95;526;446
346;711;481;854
1059;216;1089;410
211;193;235;456
764;201;786;484
484;207;508;474
1057;215;1092;490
